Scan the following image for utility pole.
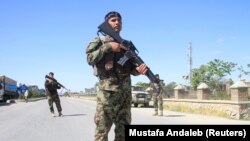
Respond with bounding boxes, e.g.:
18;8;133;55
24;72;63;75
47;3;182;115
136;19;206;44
188;42;192;86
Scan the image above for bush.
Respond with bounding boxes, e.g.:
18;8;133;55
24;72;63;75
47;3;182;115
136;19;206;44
28;89;46;98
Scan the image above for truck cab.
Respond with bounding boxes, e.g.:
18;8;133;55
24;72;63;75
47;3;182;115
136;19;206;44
131;85;151;107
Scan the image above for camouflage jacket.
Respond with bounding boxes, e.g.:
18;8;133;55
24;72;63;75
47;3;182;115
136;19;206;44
86;36;140;92
44;80;60;96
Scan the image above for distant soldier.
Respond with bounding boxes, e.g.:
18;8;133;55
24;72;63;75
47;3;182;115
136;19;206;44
23;84;29;103
151;74;164;116
44;72;63;117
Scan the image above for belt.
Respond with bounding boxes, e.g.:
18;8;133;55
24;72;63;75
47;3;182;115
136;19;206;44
98;74;129;80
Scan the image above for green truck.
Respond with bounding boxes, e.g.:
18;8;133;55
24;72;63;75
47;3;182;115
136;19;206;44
0;75;18;101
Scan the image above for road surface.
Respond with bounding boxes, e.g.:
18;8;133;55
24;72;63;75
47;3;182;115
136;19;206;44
0;97;249;141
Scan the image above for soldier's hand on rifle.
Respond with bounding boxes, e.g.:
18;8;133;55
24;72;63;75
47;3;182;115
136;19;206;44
136;64;148;75
109;42;127;52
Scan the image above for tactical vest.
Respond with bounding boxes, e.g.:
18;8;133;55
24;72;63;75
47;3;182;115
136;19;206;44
95;36;135;80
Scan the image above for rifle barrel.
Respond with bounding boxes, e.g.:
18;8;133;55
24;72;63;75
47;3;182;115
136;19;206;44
98;21;167;96
45;75;66;89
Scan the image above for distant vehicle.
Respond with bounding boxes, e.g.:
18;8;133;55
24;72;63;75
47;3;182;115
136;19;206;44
0;75;18;101
131;85;151;107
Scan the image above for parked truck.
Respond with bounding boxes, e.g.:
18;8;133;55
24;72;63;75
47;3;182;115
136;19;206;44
131;85;151;107
0;75;18;101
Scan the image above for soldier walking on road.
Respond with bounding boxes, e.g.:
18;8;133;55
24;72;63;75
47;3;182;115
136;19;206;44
24;87;29;103
86;11;148;141
44;72;63;117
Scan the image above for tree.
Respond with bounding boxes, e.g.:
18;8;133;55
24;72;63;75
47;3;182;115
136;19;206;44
237;65;250;79
165;82;176;96
191;59;237;90
135;82;150;89
190;65;207;89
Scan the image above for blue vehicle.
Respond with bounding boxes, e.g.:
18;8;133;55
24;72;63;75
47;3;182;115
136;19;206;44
0;75;18;101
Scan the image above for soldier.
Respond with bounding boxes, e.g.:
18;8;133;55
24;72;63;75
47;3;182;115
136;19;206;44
44;72;63;117
151;74;164;116
23;84;29;103
86;11;148;141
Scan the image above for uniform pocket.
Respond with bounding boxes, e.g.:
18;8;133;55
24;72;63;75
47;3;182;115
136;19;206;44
99;78;119;92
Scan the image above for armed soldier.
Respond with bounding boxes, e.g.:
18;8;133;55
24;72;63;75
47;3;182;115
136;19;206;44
44;72;63;117
86;11;148;141
151;74;164;116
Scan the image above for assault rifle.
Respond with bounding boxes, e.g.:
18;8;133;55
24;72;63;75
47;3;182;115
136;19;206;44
45;75;69;91
98;22;169;97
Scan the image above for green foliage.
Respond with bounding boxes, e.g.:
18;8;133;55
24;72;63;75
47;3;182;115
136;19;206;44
237;65;250;79
164;82;176;96
191;65;207;89
135;82;150;89
29;89;45;98
191;59;237;90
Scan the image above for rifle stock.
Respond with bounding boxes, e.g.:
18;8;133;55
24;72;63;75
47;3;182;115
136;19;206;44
98;22;168;96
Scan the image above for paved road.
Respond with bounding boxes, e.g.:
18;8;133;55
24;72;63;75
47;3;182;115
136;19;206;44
0;97;249;141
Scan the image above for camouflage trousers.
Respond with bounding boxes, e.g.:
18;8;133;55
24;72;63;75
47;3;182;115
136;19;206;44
94;89;132;141
152;93;163;112
47;94;62;113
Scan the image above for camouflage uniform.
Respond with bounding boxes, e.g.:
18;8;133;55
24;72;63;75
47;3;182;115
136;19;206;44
151;80;164;116
45;79;62;116
86;36;140;141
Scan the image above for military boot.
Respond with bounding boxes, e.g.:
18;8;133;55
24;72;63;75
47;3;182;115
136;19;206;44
152;111;158;116
158;111;163;116
58;112;63;117
51;112;55;117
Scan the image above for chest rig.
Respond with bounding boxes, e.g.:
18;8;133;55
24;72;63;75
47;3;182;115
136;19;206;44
95;36;134;80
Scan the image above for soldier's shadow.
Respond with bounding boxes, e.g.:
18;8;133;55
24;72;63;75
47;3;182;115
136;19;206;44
62;114;86;117
164;114;185;117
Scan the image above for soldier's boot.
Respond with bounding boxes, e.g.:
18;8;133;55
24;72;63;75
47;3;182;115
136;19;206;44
158;111;163;116
51;112;55;117
58;112;63;117
152;111;158;116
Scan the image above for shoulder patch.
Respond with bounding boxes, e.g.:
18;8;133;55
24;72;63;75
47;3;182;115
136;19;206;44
86;37;102;53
